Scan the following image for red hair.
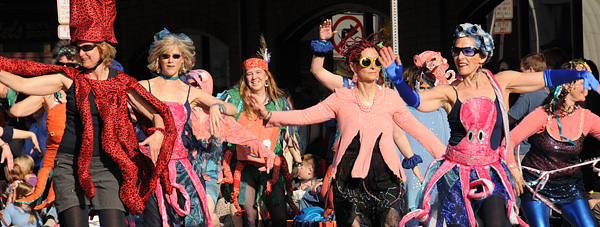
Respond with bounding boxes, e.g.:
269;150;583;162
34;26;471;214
339;31;386;67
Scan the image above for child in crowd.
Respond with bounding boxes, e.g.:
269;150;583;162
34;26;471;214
5;155;37;187
1;181;43;227
292;154;324;210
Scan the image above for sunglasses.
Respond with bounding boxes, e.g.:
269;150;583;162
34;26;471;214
160;54;182;60
76;44;98;53
57;62;78;68
359;57;382;68
451;46;480;57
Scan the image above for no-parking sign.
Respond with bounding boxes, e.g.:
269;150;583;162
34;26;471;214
332;14;364;57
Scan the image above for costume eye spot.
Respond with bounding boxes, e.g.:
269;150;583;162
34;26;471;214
477;130;485;143
467;130;475;143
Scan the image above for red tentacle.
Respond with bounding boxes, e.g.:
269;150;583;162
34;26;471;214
280;158;300;215
222;149;234;184
266;156;282;195
231;162;246;215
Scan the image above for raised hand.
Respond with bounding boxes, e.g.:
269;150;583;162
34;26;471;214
319;19;337;41
248;94;269;119
379;46;403;83
582;71;600;92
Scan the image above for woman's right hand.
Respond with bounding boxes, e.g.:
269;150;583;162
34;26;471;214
1;143;13;171
319;19;337;41
509;167;525;196
248;94;269;119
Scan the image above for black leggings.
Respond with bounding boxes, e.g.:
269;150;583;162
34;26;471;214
447;195;511;227
241;174;287;227
58;205;125;227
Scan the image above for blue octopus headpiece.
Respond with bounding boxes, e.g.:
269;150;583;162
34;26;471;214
454;23;494;63
148;28;192;55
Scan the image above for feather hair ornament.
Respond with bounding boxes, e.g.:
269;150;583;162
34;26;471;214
256;34;271;63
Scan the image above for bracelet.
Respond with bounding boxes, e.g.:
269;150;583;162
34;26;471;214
263;111;272;121
507;163;519;170
148;127;166;135
211;103;223;113
293;162;303;167
310;39;334;57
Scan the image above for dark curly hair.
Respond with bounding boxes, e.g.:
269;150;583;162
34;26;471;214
339;31;386;68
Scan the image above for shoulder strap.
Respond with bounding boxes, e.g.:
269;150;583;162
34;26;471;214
483;68;510;158
147;80;152;93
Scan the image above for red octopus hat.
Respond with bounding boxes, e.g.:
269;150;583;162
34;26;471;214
70;0;118;44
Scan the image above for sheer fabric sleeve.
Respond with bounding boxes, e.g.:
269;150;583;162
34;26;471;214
393;101;445;159
507;107;547;165
267;91;338;127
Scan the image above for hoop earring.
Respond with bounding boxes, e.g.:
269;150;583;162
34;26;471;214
265;81;269;87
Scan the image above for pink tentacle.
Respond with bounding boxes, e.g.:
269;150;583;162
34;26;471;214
179;158;213;227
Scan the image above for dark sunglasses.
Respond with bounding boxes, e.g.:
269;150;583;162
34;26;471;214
57;62;78;68
76;44;98;53
160;54;182;60
451;46;480;57
359;57;382;68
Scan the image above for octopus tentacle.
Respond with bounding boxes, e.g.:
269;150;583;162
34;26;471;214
222;149;234;184
265;156;282;195
231;162;247;215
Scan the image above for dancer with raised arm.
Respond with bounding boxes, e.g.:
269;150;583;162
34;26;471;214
250;33;445;227
381;23;599;227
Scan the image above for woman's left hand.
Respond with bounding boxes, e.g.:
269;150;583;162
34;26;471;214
139;129;164;163
209;104;224;135
379;46;401;69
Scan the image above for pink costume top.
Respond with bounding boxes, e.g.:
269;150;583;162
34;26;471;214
508;106;600;167
142;102;212;227
267;86;445;180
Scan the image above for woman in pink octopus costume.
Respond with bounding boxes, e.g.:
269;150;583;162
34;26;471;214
135;28;238;227
382;23;599;227
250;35;446;226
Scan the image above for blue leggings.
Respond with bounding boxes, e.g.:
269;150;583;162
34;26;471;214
521;199;597;227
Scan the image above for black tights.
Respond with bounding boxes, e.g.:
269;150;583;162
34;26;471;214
58;205;126;227
241;176;287;227
447;195;511;227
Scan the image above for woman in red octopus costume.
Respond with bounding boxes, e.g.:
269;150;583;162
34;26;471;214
135;28;238;227
0;0;176;226
249;35;446;226
382;23;599;227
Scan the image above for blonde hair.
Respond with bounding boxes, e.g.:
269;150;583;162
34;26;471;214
5;155;34;183
8;181;37;224
97;41;116;67
239;69;285;117
147;35;196;75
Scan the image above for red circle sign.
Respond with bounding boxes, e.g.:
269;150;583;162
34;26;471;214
332;15;364;54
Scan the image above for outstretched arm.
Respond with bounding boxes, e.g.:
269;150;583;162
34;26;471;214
9;95;45;117
310;19;344;91
190;87;238;134
0;70;71;96
497;69;599;95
